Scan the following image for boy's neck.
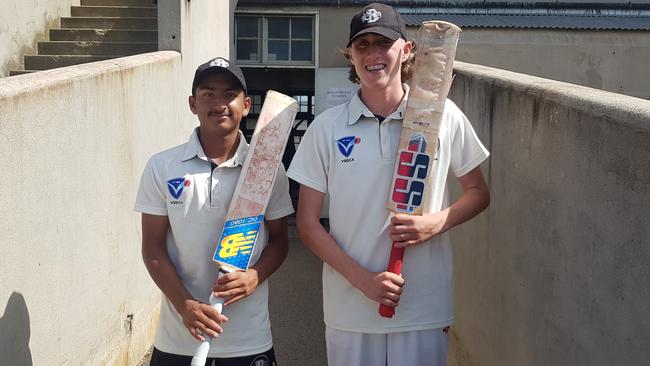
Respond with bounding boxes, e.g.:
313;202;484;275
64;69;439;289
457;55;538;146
198;127;240;166
359;81;405;118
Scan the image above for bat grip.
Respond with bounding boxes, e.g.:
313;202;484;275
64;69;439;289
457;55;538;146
191;289;225;365
379;242;404;318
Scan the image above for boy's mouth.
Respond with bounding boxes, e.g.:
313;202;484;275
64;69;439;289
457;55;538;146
365;64;386;72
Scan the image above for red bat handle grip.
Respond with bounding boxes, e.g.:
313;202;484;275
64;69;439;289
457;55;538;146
379;242;404;318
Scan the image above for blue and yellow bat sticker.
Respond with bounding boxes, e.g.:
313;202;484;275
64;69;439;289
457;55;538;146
213;215;264;271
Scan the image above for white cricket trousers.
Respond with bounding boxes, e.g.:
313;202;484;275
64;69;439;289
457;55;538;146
326;326;449;366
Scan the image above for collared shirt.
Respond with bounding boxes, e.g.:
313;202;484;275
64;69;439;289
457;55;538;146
134;128;294;356
288;87;489;333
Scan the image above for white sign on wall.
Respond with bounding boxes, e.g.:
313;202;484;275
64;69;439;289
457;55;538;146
315;68;360;115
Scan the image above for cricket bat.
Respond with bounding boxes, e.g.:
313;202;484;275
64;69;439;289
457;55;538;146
191;90;298;365
379;21;461;318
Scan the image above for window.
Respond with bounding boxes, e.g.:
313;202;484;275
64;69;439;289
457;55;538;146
236;14;315;66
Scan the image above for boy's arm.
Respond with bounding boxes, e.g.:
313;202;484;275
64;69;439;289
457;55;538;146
141;213;228;341
389;166;490;247
213;216;289;306
296;185;404;308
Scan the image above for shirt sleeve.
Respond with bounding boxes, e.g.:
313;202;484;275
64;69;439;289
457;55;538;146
287;119;330;193
265;164;295;221
133;156;168;216
447;102;490;177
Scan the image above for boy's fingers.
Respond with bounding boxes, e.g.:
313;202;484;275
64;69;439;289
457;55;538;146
189;327;205;341
224;294;245;306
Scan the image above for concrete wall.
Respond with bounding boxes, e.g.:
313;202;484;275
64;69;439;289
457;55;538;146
446;61;650;366
0;51;184;366
0;0;80;78
159;0;237;97
0;1;235;364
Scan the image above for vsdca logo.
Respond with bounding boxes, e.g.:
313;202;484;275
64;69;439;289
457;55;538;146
336;135;361;161
391;133;431;213
167;177;190;200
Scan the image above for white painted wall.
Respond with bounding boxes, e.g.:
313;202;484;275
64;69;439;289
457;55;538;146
0;0;79;77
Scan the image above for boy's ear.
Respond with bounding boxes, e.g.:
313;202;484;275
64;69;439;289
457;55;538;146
242;95;252;118
402;41;413;61
188;95;198;115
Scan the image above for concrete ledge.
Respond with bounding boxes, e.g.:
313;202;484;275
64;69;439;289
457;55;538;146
454;61;650;133
1;51;179;97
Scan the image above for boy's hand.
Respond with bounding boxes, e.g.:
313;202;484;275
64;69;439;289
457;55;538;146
353;270;404;308
178;298;229;341
212;269;260;306
389;212;446;248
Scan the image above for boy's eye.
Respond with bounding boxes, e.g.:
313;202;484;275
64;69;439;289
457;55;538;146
354;41;368;49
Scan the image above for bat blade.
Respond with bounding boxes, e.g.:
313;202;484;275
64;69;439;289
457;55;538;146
380;21;461;318
212;90;298;273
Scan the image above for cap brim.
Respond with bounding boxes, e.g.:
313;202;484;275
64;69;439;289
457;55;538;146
347;27;401;47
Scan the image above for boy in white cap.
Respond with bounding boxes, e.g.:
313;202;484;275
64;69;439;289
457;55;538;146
135;57;293;365
288;3;490;365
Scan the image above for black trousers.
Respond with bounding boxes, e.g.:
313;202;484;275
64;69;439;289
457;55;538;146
149;347;276;366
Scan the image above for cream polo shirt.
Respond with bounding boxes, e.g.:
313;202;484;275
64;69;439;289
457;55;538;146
134;128;294;357
287;87;489;333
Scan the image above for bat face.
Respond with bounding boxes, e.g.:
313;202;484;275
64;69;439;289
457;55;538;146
213;214;264;273
211;90;298;274
386;21;459;217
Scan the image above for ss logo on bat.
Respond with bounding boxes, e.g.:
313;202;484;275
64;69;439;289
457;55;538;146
391;133;431;213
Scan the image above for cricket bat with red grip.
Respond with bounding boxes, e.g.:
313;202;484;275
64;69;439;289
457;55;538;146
379;21;461;318
191;90;298;365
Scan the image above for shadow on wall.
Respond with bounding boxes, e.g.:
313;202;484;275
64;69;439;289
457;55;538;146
0;292;33;366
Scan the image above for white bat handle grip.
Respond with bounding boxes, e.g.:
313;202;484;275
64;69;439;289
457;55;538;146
190;293;225;366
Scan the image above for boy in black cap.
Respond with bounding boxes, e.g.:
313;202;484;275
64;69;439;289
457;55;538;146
289;3;490;366
135;57;294;365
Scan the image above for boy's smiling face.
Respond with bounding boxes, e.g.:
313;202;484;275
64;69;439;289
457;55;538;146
348;33;412;91
189;72;251;136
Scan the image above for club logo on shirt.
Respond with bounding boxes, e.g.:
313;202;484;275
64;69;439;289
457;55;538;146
361;8;382;23
336;136;361;163
391;133;434;213
167;177;189;203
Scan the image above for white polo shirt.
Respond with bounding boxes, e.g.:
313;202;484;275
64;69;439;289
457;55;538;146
287;87;489;333
134;128;294;357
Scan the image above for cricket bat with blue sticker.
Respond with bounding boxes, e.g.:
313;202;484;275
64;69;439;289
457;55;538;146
192;90;298;366
379;21;461;318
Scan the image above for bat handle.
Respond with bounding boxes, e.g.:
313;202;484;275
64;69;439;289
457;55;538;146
379;242;405;318
191;292;225;366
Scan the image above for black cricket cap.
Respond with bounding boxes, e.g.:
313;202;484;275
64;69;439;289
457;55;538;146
191;57;247;95
347;3;407;47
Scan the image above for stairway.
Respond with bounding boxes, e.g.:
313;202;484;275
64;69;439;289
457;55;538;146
9;0;158;76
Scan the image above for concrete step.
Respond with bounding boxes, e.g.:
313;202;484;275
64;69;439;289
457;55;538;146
81;0;156;6
24;55;118;70
50;28;157;42
9;70;39;76
61;17;157;30
71;6;156;18
38;41;157;56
